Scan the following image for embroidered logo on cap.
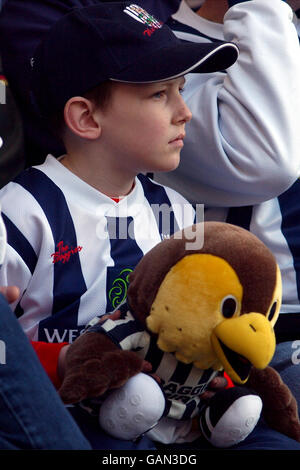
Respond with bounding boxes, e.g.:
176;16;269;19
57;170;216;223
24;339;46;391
124;4;162;36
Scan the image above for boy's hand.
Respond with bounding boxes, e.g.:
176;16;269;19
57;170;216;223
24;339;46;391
286;0;300;10
200;374;229;401
0;286;20;304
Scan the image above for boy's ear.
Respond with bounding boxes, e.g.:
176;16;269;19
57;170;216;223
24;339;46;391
64;97;101;140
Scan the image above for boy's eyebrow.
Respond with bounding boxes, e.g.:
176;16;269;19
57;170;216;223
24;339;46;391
159;77;186;87
133;76;186;93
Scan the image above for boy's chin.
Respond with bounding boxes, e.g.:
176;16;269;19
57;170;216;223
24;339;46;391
158;154;181;173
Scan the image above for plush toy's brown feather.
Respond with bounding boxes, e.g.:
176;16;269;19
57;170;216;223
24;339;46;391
59;332;143;404
248;366;300;442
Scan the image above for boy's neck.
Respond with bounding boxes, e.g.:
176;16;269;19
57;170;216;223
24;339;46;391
196;0;228;23
60;153;135;198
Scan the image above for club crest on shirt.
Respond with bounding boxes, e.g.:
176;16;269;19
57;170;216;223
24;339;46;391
123;4;162;36
107;267;133;310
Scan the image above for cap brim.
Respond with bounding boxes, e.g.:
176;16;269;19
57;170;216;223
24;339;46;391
110;40;239;83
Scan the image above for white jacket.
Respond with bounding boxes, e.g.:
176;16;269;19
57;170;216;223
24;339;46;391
155;0;300;207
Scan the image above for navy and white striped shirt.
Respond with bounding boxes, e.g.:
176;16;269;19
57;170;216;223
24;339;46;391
0;155;195;342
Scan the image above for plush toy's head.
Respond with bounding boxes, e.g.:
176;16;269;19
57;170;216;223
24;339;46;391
127;222;282;384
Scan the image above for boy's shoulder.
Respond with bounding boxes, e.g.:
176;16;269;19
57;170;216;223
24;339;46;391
0;155;64;225
1;154;55;191
137;173;193;207
137;173;196;231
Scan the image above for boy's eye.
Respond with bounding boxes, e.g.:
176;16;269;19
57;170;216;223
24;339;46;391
151;84;184;99
152;90;166;99
153;91;165;98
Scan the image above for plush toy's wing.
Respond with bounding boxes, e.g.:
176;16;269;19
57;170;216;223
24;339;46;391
248;366;300;442
59;331;144;404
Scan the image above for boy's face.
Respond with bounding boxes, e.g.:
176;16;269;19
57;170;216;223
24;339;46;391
96;77;192;175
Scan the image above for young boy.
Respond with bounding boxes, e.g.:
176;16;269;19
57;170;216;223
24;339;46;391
0;2;238;449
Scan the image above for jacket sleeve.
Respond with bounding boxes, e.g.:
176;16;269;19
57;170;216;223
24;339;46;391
31;340;68;388
159;0;300;207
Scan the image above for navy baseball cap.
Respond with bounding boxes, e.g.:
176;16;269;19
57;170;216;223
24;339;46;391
30;1;239;117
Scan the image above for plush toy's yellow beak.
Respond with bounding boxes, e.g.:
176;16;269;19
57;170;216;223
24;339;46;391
211;313;276;384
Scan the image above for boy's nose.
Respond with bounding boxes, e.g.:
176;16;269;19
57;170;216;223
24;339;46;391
175;98;192;124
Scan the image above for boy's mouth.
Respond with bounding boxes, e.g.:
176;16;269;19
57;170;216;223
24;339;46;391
169;133;185;145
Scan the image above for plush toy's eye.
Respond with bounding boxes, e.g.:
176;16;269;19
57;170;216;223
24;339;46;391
221;295;238;318
268;301;278;323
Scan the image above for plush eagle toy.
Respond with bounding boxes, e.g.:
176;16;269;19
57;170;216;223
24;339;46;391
59;222;300;447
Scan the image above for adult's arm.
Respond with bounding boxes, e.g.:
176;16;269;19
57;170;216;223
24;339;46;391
158;0;300;206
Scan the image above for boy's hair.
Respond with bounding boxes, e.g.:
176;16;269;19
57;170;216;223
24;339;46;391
49;80;113;141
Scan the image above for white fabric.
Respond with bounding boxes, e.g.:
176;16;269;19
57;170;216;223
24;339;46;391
154;0;300;313
155;0;300;206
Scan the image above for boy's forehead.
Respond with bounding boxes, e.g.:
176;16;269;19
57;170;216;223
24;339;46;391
112;76;186;91
154;76;186;86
